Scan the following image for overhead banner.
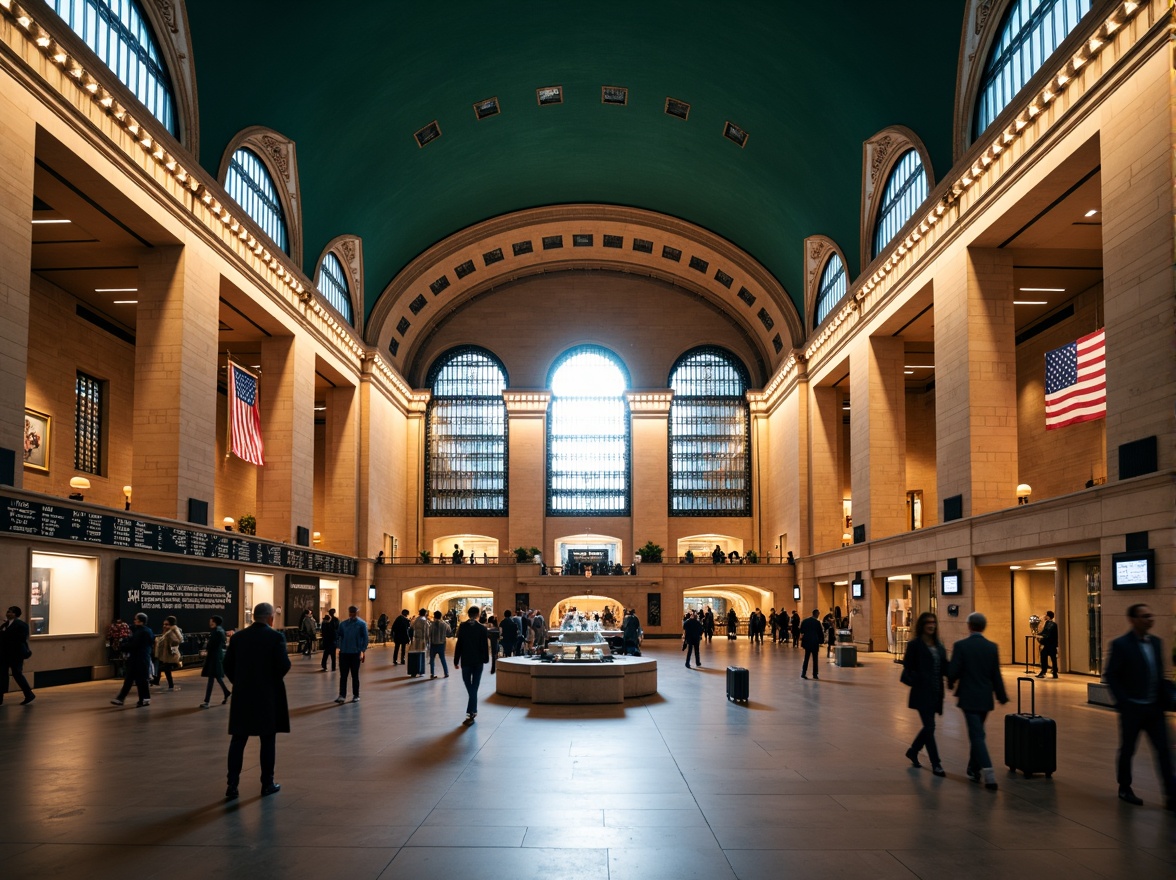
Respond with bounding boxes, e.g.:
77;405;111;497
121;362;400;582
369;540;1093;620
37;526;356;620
117;558;239;633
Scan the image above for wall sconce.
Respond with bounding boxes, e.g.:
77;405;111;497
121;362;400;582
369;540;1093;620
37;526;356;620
123;485;132;511
368;585;377;602
1016;483;1032;505
68;476;90;501
223;516;235;531
312;531;322;545
792;585;801;601
841;532;852;547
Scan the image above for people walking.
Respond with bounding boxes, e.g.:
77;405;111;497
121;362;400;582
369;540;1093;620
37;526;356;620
428;610;451;678
901;612;948;777
0;606;35;705
320;609;339;672
799;609;823;679
499;609;519;658
152;616;183;690
530;611;547;655
408;608;430;675
391;609;411;665
703;607;714;644
1104;603;1175;810
622;609;641;656
111;613;154;707
486;614;500;672
726;608;738;640
790;610;801;647
453;605;490;724
199;616;231;708
377;612;389;645
683;611;703;668
947;612;1009;791
1036;610;1059;678
299;609;317;657
335;605;368;703
223;602;290;799
823;612;836;658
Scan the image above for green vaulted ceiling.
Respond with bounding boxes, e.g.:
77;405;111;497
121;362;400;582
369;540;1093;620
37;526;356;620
185;0;967;322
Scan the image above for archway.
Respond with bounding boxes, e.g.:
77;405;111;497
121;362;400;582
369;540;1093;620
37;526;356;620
430;535;500;564
549;593;625;631
402;586;495;619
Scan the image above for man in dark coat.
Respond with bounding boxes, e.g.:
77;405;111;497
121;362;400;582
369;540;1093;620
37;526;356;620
1104;603;1175;809
1;605;35;705
111;612;153;707
622;609;641;656
223;602;290;799
799;609;824;679
320;609;339;672
683;611;704;668
790;610;801;647
390;609;411;665
1036;610;1059;678
453;605;490;724
947;612;1008;790
200;615;231;708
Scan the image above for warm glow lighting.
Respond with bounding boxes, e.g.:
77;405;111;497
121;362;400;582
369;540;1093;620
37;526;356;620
69;477;91;490
32;218;70;224
1010;565;1021;570
904;365;934;369
1014;301;1048;306
112;300;138;304
1085;209;1099;217
1019;287;1064;292
95;287;137;293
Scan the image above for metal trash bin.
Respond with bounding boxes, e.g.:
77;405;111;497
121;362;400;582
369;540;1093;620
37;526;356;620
834;644;857;667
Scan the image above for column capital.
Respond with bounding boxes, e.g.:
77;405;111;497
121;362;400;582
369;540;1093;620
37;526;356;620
626;390;673;417
503;390;550;416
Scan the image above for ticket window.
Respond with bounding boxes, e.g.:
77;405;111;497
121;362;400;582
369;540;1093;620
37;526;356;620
29;552;98;636
319;579;339;619
243;572;274;628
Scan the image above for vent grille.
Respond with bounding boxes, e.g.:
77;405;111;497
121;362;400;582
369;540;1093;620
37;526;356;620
455;259;475;279
737;286;756;306
512;240;534;256
573;234;593;247
409;294;428;314
430;276;450;296
602;86;628;105
757;308;774;330
414;120;442;148
665;97;690;120
772;334;783;354
542;235;564;250
473;96;500;119
662;245;682;262
537;86;563;105
396;316;411;336
603;235;623;248
632;238;653;254
723;121;748;148
688;255;709;273
483;248;504;266
714;269;733;288
388;338;399;356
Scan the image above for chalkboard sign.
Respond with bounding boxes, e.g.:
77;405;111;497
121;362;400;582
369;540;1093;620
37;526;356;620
0;493;357;576
117;558;239;633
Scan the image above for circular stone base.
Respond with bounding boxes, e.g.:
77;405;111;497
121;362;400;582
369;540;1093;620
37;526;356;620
495;656;658;704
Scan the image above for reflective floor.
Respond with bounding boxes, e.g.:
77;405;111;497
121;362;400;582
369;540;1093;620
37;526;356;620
1;638;1173;879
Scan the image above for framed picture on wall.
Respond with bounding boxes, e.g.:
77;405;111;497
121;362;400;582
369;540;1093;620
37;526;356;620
23;408;50;473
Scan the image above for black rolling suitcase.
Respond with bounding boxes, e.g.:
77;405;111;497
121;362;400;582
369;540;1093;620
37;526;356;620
407;651;426;677
726;666;749;703
1004;676;1056;778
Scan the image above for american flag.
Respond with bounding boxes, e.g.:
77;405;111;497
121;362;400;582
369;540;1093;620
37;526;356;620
1045;329;1105;430
229;363;265;465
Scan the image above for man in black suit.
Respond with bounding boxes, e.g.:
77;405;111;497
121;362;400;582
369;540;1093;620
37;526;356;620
1036;610;1059;678
683;611;703;668
947;612;1008;790
799;609;823;679
223;602;290;800
320;608;339;672
1104;603;1175;810
453;605;490;724
110;612;154;707
1;605;35;705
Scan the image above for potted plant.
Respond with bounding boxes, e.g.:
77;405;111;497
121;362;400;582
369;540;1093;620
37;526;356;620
237;513;257;536
419;549;432;564
513;546;536;563
636;541;664;563
745;549;758;564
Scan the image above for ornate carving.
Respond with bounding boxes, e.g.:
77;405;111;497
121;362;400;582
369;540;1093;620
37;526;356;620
260;135;290;178
339;240;356;263
868;135;894;184
975;0;996;35
152;0;181;34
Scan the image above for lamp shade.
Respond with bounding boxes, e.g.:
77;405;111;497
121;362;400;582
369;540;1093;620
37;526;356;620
69;476;91;490
1016;483;1032;497
223;516;235;527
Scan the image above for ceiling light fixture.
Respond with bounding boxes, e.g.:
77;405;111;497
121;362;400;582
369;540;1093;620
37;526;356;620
903;365;935;369
112;300;138;304
1018;287;1064;292
95;287;138;293
1014;300;1047;305
1084;209;1099;217
31;218;70;224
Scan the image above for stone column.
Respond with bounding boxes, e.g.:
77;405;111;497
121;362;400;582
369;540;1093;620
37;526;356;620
809;384;844;554
934;248;1017;517
255;336;315;542
504;392;549;558
318;382;359;555
132;246;219;520
0;96;35;479
628;391;672;560
849;335;907;542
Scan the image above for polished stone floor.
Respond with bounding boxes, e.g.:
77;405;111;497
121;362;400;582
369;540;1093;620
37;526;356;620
1;637;1173;880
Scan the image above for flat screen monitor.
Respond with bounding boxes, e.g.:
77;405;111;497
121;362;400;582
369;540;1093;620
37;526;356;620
1111;549;1154;590
851;579;864;599
941;569;962;595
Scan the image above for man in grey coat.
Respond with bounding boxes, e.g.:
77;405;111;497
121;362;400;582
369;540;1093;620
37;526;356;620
224;602;290;799
947;612;1008;790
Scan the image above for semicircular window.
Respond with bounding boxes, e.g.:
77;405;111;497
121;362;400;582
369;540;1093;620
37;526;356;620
317;252;353;325
225;148;289;254
814;252;847;327
547;346;630;516
669;347;750;516
872;149;928;260
48;0;177;135
974;0;1093;140
425;347;507;515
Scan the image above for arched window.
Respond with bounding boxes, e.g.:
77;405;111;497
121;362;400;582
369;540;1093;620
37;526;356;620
669;348;750;515
317;252;353;325
814;253;847;327
425;347;507;515
974;0;1093;138
872;149;927;259
225;148;289;254
48;0;177;134
547;346;630;516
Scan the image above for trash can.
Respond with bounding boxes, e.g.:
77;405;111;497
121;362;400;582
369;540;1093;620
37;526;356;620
834;644;857;667
836;628;853;643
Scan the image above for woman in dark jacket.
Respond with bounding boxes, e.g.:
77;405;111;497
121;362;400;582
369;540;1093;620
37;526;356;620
902;611;948;776
726;608;738;640
200;615;231;708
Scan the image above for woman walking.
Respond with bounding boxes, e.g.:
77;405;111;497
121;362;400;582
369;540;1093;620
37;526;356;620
200;615;231;708
902;611;948;776
152;616;184;690
726;608;738;641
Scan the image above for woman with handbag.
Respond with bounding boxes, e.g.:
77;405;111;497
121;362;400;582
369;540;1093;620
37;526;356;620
152;616;184;691
901;612;948;776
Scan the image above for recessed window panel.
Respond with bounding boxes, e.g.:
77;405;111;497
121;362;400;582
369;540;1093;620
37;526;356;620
871;149;927;259
317;252;353;324
425;347;508;515
669;348;750;515
974;0;1093;139
74;371;103;475
48;0;177;134
547;347;630;516
814;252;847;327
225;148;289;254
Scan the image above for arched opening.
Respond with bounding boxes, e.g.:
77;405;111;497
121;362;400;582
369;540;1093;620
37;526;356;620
429;534;500;565
402;586;495;619
677;534;744;564
683;585;773;636
550;594;625;631
553;533;623;573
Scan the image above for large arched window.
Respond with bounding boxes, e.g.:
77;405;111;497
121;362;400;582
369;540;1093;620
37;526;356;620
317;252;353;325
974;0;1093;139
814;253;847;327
872;149;928;259
425;347;508;515
225;148;289;254
48;0;177;134
669;348;750;515
547;346;630;516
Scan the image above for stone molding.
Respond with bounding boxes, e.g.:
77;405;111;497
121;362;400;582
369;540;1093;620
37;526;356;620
315;234;364;335
217;125;304;266
859;125;936;272
803;234;850;333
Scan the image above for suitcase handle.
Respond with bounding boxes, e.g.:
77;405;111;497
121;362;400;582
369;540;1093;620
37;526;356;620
1016;676;1037;716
